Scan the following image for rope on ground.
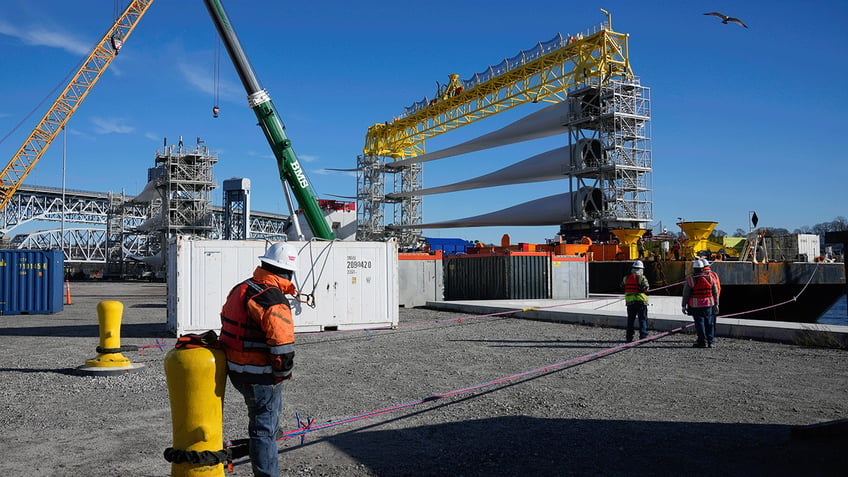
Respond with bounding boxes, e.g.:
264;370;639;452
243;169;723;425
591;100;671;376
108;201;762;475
138;338;170;356
271;267;828;444
275;321;693;444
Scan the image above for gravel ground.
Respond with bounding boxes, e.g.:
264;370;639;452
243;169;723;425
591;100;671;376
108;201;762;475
0;281;846;477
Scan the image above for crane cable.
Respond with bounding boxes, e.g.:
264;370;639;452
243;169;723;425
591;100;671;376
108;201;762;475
0;58;85;148
212;36;221;118
294;239;335;308
1;0;123;147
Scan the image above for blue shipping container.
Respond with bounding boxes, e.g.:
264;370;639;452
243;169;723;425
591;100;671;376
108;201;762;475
0;249;65;315
424;237;474;254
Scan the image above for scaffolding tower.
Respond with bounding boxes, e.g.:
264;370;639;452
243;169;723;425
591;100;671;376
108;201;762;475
104;191;126;278
155;137;218;238
561;77;652;237
355;154;387;242
391;163;423;247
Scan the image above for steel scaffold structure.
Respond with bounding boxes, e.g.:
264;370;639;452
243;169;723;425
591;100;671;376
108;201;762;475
358;17;636;248
152;139;218;238
562;78;652;236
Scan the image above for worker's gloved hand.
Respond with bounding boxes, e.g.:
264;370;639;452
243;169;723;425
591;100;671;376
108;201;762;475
712;305;719;316
681;305;688;315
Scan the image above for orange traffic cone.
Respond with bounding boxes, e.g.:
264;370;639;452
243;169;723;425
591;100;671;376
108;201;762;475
65;280;72;305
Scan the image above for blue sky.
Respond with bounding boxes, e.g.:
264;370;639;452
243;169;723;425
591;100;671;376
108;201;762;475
1;0;846;245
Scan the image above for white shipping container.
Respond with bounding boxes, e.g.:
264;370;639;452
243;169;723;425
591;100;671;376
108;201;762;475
763;234;820;262
167;237;398;335
551;256;589;299
398;254;444;307
796;234;820;262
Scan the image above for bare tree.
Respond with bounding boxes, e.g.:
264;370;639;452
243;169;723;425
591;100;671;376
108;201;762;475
709;229;727;242
813;222;830;236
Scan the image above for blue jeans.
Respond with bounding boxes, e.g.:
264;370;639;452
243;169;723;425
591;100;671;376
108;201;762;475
691;307;715;345
626;302;648;341
232;380;283;477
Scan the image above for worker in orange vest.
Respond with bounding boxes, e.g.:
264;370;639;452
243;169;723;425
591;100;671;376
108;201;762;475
682;259;719;348
220;242;299;476
701;258;721;302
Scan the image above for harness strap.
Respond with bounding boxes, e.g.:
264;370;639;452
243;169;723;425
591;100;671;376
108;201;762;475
175;330;221;349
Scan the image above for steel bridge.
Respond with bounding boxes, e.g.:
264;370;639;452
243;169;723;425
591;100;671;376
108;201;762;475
0;185;290;263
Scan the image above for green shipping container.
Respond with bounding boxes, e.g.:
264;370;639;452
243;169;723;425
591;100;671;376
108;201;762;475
443;253;550;300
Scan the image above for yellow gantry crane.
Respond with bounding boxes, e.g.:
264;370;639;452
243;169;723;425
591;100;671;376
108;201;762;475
0;0;153;213
363;11;632;160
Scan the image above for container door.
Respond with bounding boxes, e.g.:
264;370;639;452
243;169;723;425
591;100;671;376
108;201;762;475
336;244;384;328
198;248;223;331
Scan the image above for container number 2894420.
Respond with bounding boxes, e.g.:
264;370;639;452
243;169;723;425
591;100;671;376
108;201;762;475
346;256;372;273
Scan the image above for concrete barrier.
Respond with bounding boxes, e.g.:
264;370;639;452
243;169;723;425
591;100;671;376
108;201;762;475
425;295;848;347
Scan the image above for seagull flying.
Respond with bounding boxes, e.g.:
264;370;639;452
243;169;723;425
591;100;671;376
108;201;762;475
704;12;748;28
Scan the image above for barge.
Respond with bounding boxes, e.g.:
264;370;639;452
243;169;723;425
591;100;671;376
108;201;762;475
589;260;846;323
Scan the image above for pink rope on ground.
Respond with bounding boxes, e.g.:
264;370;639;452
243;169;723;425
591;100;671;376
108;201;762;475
274;265;823;441
275;322;695;442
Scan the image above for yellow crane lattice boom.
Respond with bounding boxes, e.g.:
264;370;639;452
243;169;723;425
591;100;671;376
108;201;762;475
0;0;153;212
364;21;631;160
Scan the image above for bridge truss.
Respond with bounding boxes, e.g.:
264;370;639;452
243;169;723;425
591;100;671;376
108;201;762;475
1;185;290;264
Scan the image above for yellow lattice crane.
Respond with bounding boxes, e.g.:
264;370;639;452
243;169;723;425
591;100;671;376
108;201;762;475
0;0;153;213
363;10;632;160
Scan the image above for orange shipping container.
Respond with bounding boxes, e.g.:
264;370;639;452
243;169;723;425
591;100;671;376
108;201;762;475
588;244;628;261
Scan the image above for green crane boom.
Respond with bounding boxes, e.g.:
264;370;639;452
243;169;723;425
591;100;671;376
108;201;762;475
202;0;335;240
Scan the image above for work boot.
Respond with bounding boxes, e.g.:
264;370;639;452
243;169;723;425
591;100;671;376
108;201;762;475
692;342;706;348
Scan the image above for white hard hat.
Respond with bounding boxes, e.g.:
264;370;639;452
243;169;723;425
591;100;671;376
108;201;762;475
692;259;703;269
632;260;644;269
259;242;298;272
701;259;711;268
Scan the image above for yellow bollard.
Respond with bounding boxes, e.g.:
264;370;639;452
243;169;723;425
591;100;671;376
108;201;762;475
164;343;227;477
77;301;144;376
